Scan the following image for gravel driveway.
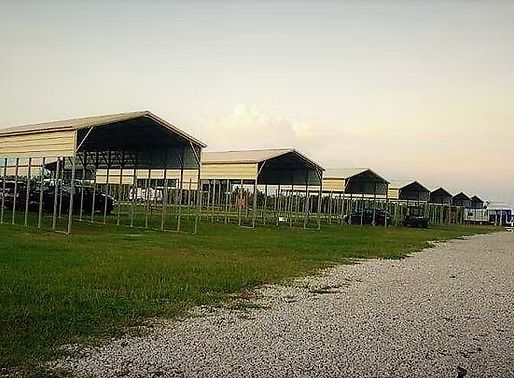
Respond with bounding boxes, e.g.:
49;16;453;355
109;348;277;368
54;232;514;377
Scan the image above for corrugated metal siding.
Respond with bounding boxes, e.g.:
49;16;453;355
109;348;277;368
201;163;257;180
0;130;76;158
95;169;199;188
0;157;49;176
388;188;400;199
322;177;346;191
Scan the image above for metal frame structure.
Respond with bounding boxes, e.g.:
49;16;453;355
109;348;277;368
387;180;431;225
200;149;325;229
321;168;390;226
0;111;206;234
429;187;453;224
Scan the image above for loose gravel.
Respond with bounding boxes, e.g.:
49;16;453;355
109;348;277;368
53;232;514;377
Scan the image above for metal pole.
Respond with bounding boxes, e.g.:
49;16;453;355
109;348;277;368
224;179;230;224
384;190;389;227
211;179;216;222
11;158;19;225
79;151;86;221
130;152;137;227
52;158;61;231
161;158;168;231
317;171;323;230
117;152;125;226
37;157;45;229
145;161;151;229
294;188;300;226
238;179;243;226
304;184;310;229
328;191;333;225
340;192;345;225
187;178;192;216
276;184;281;226
194;167;201;234
252;179;258;228
263;184;268;224
103;151;111;224
0;158;6;224
289;184;293;227
24;157;32;227
67;156;77;235
372;183;377;226
91;151;99;223
206;181;211;222
360;192;364;226
348;193;353;225
176;152;184;232
273;185;278;224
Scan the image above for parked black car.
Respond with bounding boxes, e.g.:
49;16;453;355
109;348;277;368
344;209;391;226
403;206;429;228
0;179;114;215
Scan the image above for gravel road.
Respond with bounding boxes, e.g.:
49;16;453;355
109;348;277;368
54;231;514;377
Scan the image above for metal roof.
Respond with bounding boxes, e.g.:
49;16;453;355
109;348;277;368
324;168;389;183
0;111;207;148
471;195;484;203
453;192;471;201
389;180;429;191
202;148;324;170
430;187;452;197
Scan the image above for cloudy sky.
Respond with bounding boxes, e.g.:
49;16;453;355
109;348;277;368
1;0;513;204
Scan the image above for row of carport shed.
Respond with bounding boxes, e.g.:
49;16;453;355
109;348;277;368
0;111;484;234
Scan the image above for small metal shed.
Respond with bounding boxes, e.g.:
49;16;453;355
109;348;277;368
0;111;206;234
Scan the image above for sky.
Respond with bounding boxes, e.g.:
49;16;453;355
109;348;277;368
0;0;513;204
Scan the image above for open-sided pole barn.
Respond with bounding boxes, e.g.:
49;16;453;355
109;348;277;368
470;195;485;209
0;111;205;234
322;168;389;226
200;149;324;228
429;187;453;224
452;192;472;224
387;180;430;225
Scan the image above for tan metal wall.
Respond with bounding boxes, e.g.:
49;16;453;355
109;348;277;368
96;169;199;189
201;163;258;180
387;188;400;200
0;157;49;176
0;130;76;158
322;177;346;191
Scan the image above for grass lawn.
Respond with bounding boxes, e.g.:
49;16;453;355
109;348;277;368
0;218;497;375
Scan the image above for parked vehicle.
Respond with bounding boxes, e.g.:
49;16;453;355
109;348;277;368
344;209;391;226
0;179;115;215
403;206;429;228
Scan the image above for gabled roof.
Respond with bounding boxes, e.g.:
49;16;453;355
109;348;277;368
453;192;471;201
202;148;323;170
430;187;452;197
389;180;429;191
471;195;484;203
324;168;389;183
0;111;207;148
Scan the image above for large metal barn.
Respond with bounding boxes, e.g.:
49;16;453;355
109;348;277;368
0;111;205;234
321;168;390;226
200;149;324;228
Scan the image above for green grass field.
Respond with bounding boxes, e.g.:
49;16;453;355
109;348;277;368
0;218;497;375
